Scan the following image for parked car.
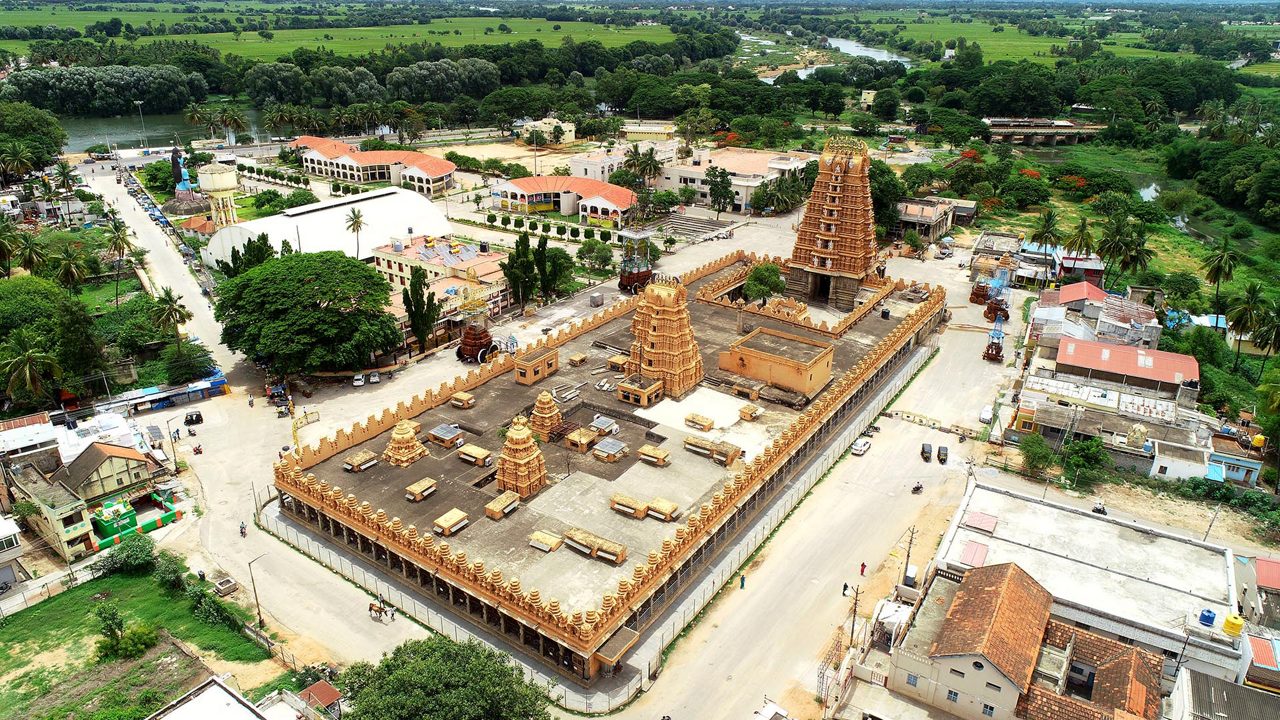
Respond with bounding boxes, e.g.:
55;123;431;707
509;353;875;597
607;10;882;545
851;438;871;456
921;443;932;462
938;446;949;464
369;371;381;384
352;373;366;387
979;405;994;425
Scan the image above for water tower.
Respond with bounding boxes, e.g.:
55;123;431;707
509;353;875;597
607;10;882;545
198;163;239;229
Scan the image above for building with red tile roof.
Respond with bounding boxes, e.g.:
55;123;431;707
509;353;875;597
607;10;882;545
292;136;456;196
1054;339;1199;399
492;176;637;228
1057;281;1109;305
179;214;216;240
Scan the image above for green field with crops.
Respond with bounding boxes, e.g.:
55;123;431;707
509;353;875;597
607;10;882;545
0;1;280;27
0;13;674;57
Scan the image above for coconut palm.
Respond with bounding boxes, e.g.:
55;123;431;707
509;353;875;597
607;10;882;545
183;102;212;138
105;218;136;307
1226;280;1267;370
0;141;35;185
53;159;77;226
1063;217;1095;257
0;328;61;400
217;105;249;141
12;231;45;273
1249;301;1280;381
624;144;662;187
1201;239;1241;317
1096;214;1130;288
345;208;365;260
0;217;18;278
150;286;193;349
1117;226;1155;277
1197;100;1228;140
262;104;290;136
51;246;89;293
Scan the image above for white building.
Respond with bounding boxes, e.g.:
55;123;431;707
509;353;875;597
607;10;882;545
620;122;676;141
291;136;456;197
654;147;812;214
203;187;453;266
518;117;576;144
569;140;680;182
936;484;1245;686
491;176;636;229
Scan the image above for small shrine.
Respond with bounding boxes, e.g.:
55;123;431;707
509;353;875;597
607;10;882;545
382;420;428;467
627;279;703;399
529;391;562;443
495;416;548;499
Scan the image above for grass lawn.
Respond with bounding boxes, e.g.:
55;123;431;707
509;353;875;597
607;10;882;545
0;572;269;716
77;277;142;312
1242;62;1280;76
233;196;275;222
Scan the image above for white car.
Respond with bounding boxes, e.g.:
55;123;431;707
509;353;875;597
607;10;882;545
369;371;381;384
352;373;366;387
851;438;872;456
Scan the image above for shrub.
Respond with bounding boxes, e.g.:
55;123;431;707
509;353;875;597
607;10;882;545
152;550;188;592
513;217;523;230
331;182;340;193
93;532;156;575
600;230;611;243
584;228;595;240
569;227;580;239
487;213;497;225
186;585;241;629
500;215;511;227
555;225;566;236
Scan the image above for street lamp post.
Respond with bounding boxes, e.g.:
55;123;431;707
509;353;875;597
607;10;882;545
164;416;179;473
248;553;267;629
133;101;146;150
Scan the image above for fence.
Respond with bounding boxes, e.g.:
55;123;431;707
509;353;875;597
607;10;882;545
257;343;935;713
0;559;106;618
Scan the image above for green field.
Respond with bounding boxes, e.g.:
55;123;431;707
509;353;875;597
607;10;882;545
0;1;283;28
1243;61;1280;76
0;14;674;57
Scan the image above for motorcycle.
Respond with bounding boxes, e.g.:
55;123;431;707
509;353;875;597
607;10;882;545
1091;502;1108;516
187;428;197;437
911;482;924;495
240;522;247;538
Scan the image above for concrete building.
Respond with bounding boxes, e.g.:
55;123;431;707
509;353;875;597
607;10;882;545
934;484;1245;686
491;176;636;229
1053;339;1199;403
8;463;91;563
654;147;811;214
519;117;576;144
0;514;24;586
203;187;452;265
147;677;270;720
0;412;58;470
291;136;456;196
885;563;1163;720
60;442;156;506
894;197;955;243
178;214;216;244
1168;667;1280;720
1209;433;1266;486
569;140;680;182
620;122;676;141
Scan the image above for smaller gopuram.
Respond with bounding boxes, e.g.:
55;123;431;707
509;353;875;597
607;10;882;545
625;278;703;399
529;391;562;443
382;420;428;467
495;416;548;498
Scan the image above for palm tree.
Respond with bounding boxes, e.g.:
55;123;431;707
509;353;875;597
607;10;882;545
51;246;89;293
0;328;61;400
1197;100;1228;140
0;217;18;278
345;208;365;260
183;102;211;138
150;286;193;349
1063;217;1095;258
1117;227;1154;277
1095;214;1130;288
53;159;77;226
0;141;35;185
105;219;136;307
12;231;45;274
1249;301;1280;381
217;105;249;142
1226;280;1267;370
1029;208;1063;287
1201;239;1241;318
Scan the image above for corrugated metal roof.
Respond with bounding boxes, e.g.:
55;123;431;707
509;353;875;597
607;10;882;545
1058;339;1199;384
1190;666;1280;720
1257;557;1280;591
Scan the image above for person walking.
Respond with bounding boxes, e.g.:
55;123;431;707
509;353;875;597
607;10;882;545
739;574;746;590
389;607;396;622
842;582;849;597
860;562;867;576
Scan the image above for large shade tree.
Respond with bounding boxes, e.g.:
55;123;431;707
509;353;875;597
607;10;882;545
339;637;550;720
216;251;401;375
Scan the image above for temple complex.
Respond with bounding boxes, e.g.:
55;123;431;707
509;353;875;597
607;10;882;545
495;416;549;499
785;137;881;310
271;143;948;689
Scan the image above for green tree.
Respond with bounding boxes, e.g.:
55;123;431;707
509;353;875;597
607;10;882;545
1226;280;1267;370
1018;432;1057;477
0;141;35;186
742;263;787;306
623;144;661;187
217;252;399;375
0;217;18;278
346;207;366;259
12;229;45;273
162;340;215;384
868;158;905;231
340;637;550;720
1248;301;1280;380
51;246;88;293
217;233;276;278
402;266;441;352
1029;209;1064;288
55;296;104;385
105;219;136;307
870;88;900;121
1201;239;1241;317
0;328;61;401
545;247;575;295
533;236;551;299
1062;217;1095;258
705;166;734;219
499;233;539;310
150;286;193;351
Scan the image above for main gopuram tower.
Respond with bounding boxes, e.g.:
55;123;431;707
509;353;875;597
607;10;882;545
785;136;880;311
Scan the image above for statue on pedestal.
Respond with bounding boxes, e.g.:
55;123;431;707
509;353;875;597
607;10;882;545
160;147;212;216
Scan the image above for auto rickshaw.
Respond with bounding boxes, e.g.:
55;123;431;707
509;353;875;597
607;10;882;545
184;410;204;426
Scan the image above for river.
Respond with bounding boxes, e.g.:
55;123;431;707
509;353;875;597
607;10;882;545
759;36;912;84
60;109;266;153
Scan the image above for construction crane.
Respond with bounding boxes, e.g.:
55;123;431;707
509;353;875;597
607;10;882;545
983;316;1005;362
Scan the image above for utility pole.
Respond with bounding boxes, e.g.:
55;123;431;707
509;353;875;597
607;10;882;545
902;526;917;587
1203;503;1221;542
248;553;267;629
848;585;861;647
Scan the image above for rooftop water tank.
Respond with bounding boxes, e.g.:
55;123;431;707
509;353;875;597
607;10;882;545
1198;608;1217;627
1223;614;1245;637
